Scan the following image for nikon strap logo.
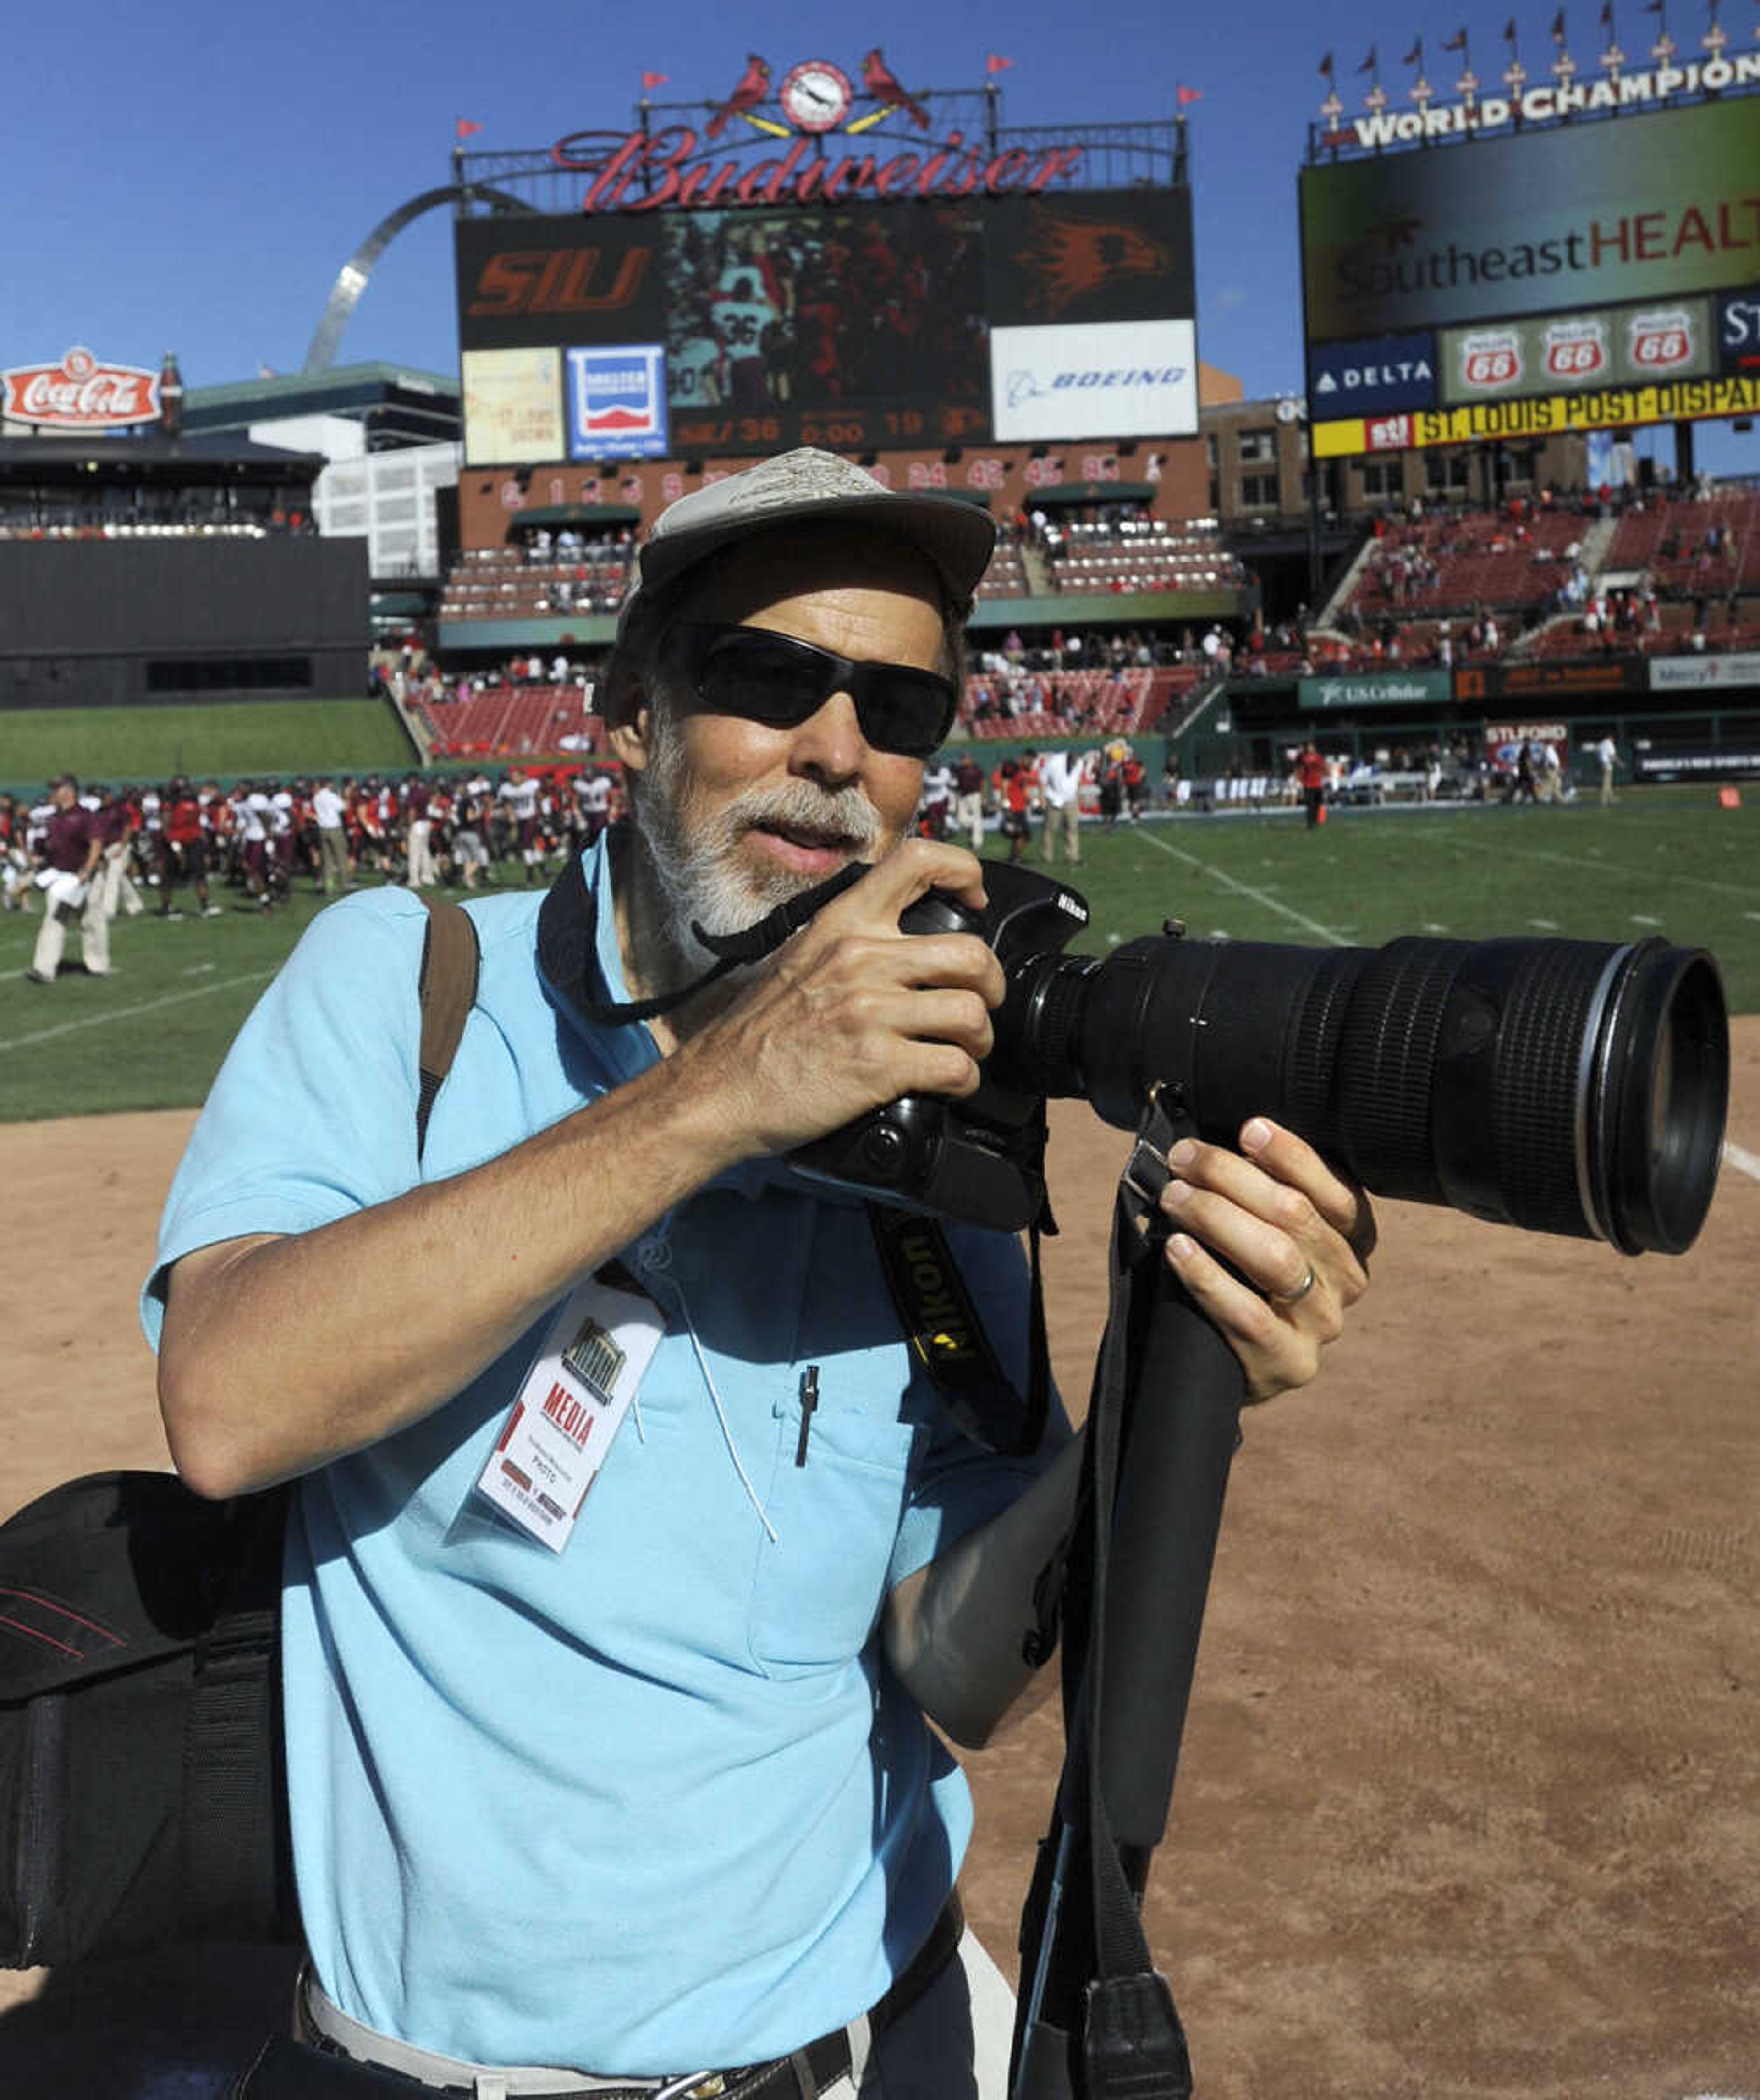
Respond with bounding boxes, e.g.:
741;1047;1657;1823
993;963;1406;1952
867;1204;1029;1455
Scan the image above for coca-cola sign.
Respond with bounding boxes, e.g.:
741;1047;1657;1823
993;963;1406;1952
1;346;160;429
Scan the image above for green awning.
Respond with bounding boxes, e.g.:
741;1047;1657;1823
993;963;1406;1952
371;592;429;617
1026;482;1159;507
510;504;642;529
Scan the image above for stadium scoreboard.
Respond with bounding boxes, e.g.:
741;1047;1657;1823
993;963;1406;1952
455;185;1197;466
1298;96;1760;458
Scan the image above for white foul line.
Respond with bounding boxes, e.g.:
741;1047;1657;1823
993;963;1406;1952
0;970;272;1055
1723;1140;1760;1185
1131;828;1349;945
1447;828;1759;903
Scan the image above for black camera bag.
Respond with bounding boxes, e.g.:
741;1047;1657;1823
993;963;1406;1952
0;1472;294;1965
0;896;482;1968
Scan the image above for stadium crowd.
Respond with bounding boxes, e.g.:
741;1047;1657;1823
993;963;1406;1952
3;766;625;981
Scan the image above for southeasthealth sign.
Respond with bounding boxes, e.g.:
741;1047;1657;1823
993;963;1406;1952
554;128;1084;213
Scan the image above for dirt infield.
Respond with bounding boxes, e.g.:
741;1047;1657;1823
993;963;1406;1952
1;1029;1755;2097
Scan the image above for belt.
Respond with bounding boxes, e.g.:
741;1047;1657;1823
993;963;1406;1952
297;1893;965;2100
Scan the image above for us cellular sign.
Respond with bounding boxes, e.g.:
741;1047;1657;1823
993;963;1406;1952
990;319;1197;441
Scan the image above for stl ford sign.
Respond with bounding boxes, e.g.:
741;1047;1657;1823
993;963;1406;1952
990;319;1198;442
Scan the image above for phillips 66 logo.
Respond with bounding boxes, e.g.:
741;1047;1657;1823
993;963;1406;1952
1542;318;1608;384
1628;309;1695;372
1459;329;1523;393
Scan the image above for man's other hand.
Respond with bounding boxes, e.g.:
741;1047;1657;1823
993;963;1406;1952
1157;1117;1375;1406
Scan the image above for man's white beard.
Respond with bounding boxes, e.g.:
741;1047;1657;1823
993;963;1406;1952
634;703;888;981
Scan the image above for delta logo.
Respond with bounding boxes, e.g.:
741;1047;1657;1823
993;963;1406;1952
566;344;669;460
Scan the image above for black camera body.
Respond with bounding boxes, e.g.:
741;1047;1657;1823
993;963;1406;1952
790;862;1727;1258
790;865;1092;1231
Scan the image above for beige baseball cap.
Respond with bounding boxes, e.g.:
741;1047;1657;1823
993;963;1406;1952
615;447;996;640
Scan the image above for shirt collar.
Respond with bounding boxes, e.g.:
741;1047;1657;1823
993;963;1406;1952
535;831;657;1082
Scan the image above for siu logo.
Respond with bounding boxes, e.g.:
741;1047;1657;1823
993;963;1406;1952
1015;209;1171;317
467;246;652;319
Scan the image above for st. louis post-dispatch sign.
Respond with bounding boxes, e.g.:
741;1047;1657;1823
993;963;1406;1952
1313;372;1760;459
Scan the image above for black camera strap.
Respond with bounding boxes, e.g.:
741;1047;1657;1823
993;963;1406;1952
1012;1088;1248;2100
1072;1098;1194;2098
578;861;869;1026
867;1190;1051;1461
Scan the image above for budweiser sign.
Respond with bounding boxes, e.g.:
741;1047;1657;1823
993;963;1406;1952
546;48;1086;213
2;346;160;429
551;127;1083;214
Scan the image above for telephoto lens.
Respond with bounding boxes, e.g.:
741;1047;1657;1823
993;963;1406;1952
999;927;1728;1257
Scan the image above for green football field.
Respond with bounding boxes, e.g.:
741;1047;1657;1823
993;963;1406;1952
1;791;1754;1125
0;699;414;795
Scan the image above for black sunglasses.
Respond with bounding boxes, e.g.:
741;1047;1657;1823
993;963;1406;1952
675;623;957;760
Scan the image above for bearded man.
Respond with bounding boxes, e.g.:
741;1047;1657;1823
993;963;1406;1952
146;451;1370;2099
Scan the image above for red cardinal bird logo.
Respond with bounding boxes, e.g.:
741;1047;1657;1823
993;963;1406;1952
1016;210;1172;317
861;48;931;129
707;54;770;138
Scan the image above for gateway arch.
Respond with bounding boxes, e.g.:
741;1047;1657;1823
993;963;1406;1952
302;182;536;374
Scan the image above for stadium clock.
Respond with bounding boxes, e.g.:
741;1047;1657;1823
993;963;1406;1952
779;60;854;133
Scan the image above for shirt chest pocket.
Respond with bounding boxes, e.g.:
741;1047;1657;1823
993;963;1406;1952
747;1386;922;1679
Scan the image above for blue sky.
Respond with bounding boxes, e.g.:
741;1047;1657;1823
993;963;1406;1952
12;0;1756;473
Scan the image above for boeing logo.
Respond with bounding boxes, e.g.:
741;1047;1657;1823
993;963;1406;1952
1007;364;1188;408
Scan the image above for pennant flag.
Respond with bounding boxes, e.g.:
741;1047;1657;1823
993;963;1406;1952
1402;36;1424;66
1177;82;1203;103
1642;0;1664;13
1357;44;1379;71
1600;2;1614;25
1319;50;1336;76
1551;8;1568;38
455;117;484;140
1504;16;1519;40
1442;28;1468;51
985;53;1015;73
641;70;669;89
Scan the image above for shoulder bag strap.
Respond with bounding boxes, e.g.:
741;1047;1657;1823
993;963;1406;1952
182;896;483;1945
415;896;482;1162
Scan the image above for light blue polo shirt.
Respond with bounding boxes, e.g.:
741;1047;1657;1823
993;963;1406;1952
143;838;1059;2075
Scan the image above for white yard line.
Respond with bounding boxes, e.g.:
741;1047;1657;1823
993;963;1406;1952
1130;829;1349;945
0;970;272;1054
1447;830;1759;903
1722;1140;1760;1185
